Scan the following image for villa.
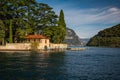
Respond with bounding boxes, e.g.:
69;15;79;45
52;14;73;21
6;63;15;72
25;34;50;50
0;34;67;51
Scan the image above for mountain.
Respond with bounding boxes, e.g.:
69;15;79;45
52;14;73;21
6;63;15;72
65;28;82;45
87;24;120;47
81;38;90;45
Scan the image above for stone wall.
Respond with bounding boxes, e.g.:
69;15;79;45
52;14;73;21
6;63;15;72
0;43;31;50
0;43;67;50
50;43;68;49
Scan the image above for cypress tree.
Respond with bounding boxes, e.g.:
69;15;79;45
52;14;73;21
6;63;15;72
0;20;5;45
9;20;13;43
58;9;66;43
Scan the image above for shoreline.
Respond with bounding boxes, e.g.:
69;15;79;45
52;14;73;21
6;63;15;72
0;49;66;53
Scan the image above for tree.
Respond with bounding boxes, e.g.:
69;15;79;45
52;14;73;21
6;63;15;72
0;20;5;45
34;3;58;31
0;1;67;44
0;0;36;43
58;10;66;43
9;20;13;43
43;9;67;43
43;26;62;43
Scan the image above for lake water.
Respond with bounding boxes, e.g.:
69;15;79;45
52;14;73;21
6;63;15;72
0;47;120;80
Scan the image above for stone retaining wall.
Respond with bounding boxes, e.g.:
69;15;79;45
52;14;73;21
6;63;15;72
0;43;31;50
0;43;67;50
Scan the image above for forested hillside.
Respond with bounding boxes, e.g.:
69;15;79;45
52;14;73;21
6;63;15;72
87;24;120;47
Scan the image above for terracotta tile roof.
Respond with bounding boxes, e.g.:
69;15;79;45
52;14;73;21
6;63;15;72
25;34;48;39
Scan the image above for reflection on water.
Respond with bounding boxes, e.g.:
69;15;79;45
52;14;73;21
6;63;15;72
0;51;66;80
0;47;120;80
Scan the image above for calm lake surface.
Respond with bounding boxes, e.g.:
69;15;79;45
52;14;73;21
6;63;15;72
0;47;120;80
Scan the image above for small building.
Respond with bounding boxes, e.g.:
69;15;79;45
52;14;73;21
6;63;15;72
25;34;50;50
0;34;67;51
25;34;68;50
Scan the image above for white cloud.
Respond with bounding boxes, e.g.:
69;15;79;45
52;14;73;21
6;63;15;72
108;7;119;12
64;7;120;25
61;7;120;38
93;7;120;24
36;0;120;38
53;5;120;38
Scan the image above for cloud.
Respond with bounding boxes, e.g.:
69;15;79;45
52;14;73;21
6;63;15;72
37;0;120;38
108;7;119;12
64;7;120;25
93;7;120;24
62;7;120;38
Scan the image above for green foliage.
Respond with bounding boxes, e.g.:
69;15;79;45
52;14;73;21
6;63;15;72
87;24;120;47
16;20;33;42
31;42;39;50
43;26;62;43
42;9;66;44
0;0;36;43
0;20;5;45
98;24;120;37
34;3;58;31
0;20;5;38
0;1;66;44
58;10;66;27
9;20;13;43
58;10;66;43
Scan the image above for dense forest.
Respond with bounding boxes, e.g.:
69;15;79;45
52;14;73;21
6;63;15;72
0;0;66;45
87;24;120;47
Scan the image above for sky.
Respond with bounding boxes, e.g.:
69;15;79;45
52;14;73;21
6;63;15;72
36;0;120;38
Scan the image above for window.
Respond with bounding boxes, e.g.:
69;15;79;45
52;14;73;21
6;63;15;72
40;39;42;43
45;39;47;44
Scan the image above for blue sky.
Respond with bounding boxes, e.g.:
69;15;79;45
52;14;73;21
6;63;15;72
36;0;120;38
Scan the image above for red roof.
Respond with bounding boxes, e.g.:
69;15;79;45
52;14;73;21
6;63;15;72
25;34;48;39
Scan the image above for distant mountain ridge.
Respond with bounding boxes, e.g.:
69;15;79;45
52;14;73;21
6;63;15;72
81;38;90;45
65;28;82;45
87;24;120;47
